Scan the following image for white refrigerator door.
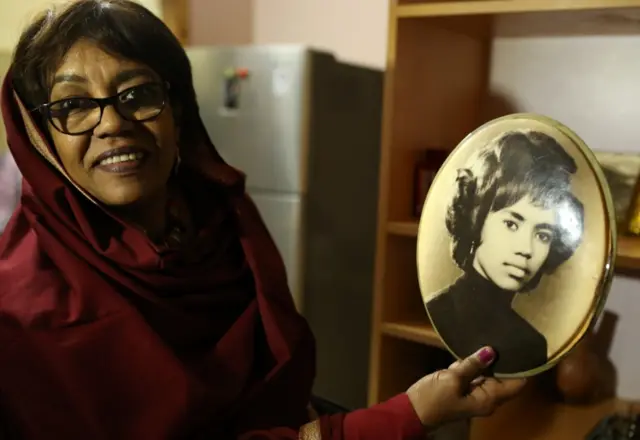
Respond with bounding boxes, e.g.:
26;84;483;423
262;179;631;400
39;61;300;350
248;190;305;312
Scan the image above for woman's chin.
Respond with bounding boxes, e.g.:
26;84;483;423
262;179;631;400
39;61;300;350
92;184;160;208
493;277;524;292
71;157;174;209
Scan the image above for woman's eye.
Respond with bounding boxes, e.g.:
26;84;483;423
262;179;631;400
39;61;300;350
503;220;518;231
60;99;82;110
49;98;93;118
536;231;552;243
120;89;136;102
119;84;154;102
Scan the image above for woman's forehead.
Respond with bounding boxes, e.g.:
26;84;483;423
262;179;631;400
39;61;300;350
53;40;155;83
498;197;557;224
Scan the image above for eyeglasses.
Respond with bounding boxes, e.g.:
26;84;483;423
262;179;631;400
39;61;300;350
35;82;169;135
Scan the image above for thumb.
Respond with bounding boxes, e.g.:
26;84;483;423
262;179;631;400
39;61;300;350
449;346;496;384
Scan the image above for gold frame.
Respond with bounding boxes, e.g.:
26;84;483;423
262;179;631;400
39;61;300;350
416;112;617;379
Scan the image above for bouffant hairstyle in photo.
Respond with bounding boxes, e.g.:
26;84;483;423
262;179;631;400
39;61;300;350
445;130;585;289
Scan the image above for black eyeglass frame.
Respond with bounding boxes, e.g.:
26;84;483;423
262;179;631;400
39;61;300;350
32;81;171;136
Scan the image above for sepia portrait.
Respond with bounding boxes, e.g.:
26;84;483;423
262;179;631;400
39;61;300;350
417;115;613;377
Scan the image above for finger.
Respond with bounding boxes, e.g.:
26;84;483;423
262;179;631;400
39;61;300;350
460;380;496;417
450;360;486;386
482;377;528;405
448;346;495;385
460;377;527;417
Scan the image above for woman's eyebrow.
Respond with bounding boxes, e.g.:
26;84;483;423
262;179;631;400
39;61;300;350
52;73;87;87
111;68;157;86
51;68;156;89
506;210;525;222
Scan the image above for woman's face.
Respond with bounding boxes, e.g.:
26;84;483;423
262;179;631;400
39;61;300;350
472;196;556;291
47;39;179;207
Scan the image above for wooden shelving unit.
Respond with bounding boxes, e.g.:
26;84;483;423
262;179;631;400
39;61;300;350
395;0;640;17
368;1;640;438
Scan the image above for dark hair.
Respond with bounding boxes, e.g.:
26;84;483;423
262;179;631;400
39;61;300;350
9;0;200;145
446;130;585;288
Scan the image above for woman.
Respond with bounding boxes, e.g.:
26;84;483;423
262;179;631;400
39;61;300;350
426;130;585;375
0;1;526;438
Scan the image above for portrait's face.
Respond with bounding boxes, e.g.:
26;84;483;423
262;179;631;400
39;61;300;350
473;196;556;291
46;39;179;207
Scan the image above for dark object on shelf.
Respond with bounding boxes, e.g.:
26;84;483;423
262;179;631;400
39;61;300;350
555;319;617;405
413;149;449;217
555;335;610;404
585;413;639;439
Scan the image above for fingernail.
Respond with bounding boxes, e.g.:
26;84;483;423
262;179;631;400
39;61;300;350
478;347;495;365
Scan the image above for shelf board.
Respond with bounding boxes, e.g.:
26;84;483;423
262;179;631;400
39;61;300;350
381;320;445;348
395;0;640;18
386;221;419;237
470;388;636;440
387;221;420;237
387;221;640;272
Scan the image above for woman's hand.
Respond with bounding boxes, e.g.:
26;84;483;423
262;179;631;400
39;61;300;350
406;346;527;430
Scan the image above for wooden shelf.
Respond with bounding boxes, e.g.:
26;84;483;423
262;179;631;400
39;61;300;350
386;221;420;237
471;388;635;440
387;221;640;272
387;221;419;236
395;0;640;18
381;320;445;348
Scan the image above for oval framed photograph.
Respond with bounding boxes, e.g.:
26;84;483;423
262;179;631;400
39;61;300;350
417;113;616;378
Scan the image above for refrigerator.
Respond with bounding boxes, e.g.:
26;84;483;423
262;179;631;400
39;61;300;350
186;45;383;409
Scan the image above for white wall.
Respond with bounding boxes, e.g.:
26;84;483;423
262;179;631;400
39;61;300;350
189;0;253;46
252;0;388;69
187;0;388;68
0;0;162;53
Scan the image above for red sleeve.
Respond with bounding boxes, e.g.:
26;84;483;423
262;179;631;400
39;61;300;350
336;393;426;440
238;393;426;440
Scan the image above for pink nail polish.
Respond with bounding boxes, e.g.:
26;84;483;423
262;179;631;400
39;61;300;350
478;347;495;365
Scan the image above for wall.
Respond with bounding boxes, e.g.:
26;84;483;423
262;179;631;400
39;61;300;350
189;0;389;69
489;11;640;399
189;0;253;46
252;0;388;68
0;0;162;53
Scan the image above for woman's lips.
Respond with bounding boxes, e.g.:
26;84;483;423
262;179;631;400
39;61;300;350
92;147;149;174
504;262;530;279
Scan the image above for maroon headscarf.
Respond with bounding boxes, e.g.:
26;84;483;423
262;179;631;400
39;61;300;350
0;71;424;440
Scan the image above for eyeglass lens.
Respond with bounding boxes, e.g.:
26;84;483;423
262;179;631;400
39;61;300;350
47;83;166;135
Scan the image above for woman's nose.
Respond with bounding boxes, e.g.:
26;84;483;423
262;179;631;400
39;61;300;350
93;105;133;137
514;232;533;259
